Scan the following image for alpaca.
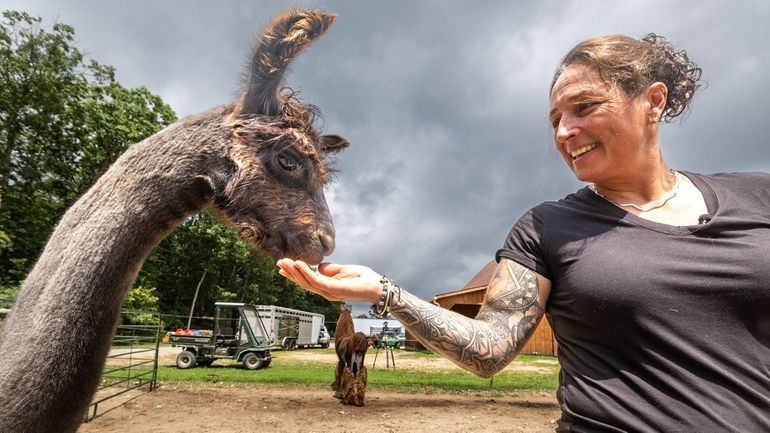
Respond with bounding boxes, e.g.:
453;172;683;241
333;305;369;406
337;332;369;406
333;305;356;392
0;10;346;433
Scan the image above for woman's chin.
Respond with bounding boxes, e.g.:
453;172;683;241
570;167;595;183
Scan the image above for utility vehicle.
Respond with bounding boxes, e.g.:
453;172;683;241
169;302;272;370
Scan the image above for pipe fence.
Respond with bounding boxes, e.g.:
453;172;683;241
84;310;161;422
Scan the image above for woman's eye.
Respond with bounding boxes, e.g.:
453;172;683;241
576;102;597;112
277;153;299;171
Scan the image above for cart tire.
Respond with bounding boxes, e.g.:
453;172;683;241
242;352;263;370
176;350;197;369
263;358;271;368
321;343;330;349
197;360;213;367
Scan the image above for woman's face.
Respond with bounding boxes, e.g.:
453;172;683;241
549;64;653;184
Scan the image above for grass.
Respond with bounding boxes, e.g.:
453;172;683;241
155;349;559;394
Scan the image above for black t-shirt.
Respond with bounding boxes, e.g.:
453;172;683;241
496;171;770;432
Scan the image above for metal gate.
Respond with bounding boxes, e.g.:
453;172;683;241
85;309;161;422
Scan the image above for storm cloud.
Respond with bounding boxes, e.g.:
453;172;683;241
7;0;770;314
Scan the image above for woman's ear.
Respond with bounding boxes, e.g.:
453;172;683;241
647;82;668;123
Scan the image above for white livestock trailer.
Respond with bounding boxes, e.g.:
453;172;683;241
256;305;329;350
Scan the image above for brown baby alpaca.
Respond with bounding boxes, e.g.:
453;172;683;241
333;305;369;406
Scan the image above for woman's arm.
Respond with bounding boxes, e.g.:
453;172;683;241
276;257;550;377
389;258;551;377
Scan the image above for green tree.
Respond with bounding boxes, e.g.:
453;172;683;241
0;10;176;290
122;285;161;325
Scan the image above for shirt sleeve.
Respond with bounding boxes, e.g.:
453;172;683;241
495;206;551;279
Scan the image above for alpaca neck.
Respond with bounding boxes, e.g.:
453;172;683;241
0;110;228;433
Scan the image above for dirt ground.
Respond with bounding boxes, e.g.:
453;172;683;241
78;348;561;433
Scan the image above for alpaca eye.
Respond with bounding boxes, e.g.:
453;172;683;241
264;149;309;187
277;153;299;171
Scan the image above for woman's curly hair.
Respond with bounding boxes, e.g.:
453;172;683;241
551;33;703;122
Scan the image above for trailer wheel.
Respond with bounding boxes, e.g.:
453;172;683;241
281;337;297;351
176;350;197;369
242;352;263;370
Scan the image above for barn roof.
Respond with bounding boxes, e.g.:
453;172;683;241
433;260;496;299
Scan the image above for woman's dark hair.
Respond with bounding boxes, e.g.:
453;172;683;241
551;34;702;122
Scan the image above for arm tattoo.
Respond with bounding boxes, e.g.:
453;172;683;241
389;260;544;377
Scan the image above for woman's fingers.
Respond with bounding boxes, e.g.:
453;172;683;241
277;258;383;303
277;259;311;288
318;262;343;276
290;265;314;289
290;260;329;289
281;266;339;300
278;259;343;301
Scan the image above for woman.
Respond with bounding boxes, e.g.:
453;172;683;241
278;34;770;431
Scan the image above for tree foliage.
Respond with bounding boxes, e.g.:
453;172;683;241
0;10;176;287
122;285;161;325
0;10;340;325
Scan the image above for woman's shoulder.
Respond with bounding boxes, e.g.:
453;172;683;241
687;171;770;207
530;187;596;214
509;187;600;231
689;170;770;189
695;170;770;180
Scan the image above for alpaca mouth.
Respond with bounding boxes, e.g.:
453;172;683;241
247;227;325;265
283;235;325;265
238;225;281;260
240;226;282;260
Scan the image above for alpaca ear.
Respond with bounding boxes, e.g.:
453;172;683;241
320;134;350;154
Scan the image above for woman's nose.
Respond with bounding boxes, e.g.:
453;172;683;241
555;116;577;145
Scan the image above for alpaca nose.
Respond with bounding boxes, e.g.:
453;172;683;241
311;188;336;256
318;231;335;256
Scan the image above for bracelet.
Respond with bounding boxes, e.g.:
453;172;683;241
370;275;400;318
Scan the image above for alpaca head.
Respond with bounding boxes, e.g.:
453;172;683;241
340;304;352;316
213;9;349;265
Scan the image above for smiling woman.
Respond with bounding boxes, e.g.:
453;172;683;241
548;34;701;212
278;32;770;433
550;65;673;198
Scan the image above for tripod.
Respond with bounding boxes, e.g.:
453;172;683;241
371;343;396;370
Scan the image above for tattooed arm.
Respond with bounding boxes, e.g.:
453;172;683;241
276;257;552;378
390;258;551;377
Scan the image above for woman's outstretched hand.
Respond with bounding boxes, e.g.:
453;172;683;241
276;258;383;303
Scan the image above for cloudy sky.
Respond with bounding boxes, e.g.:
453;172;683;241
5;0;770;314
